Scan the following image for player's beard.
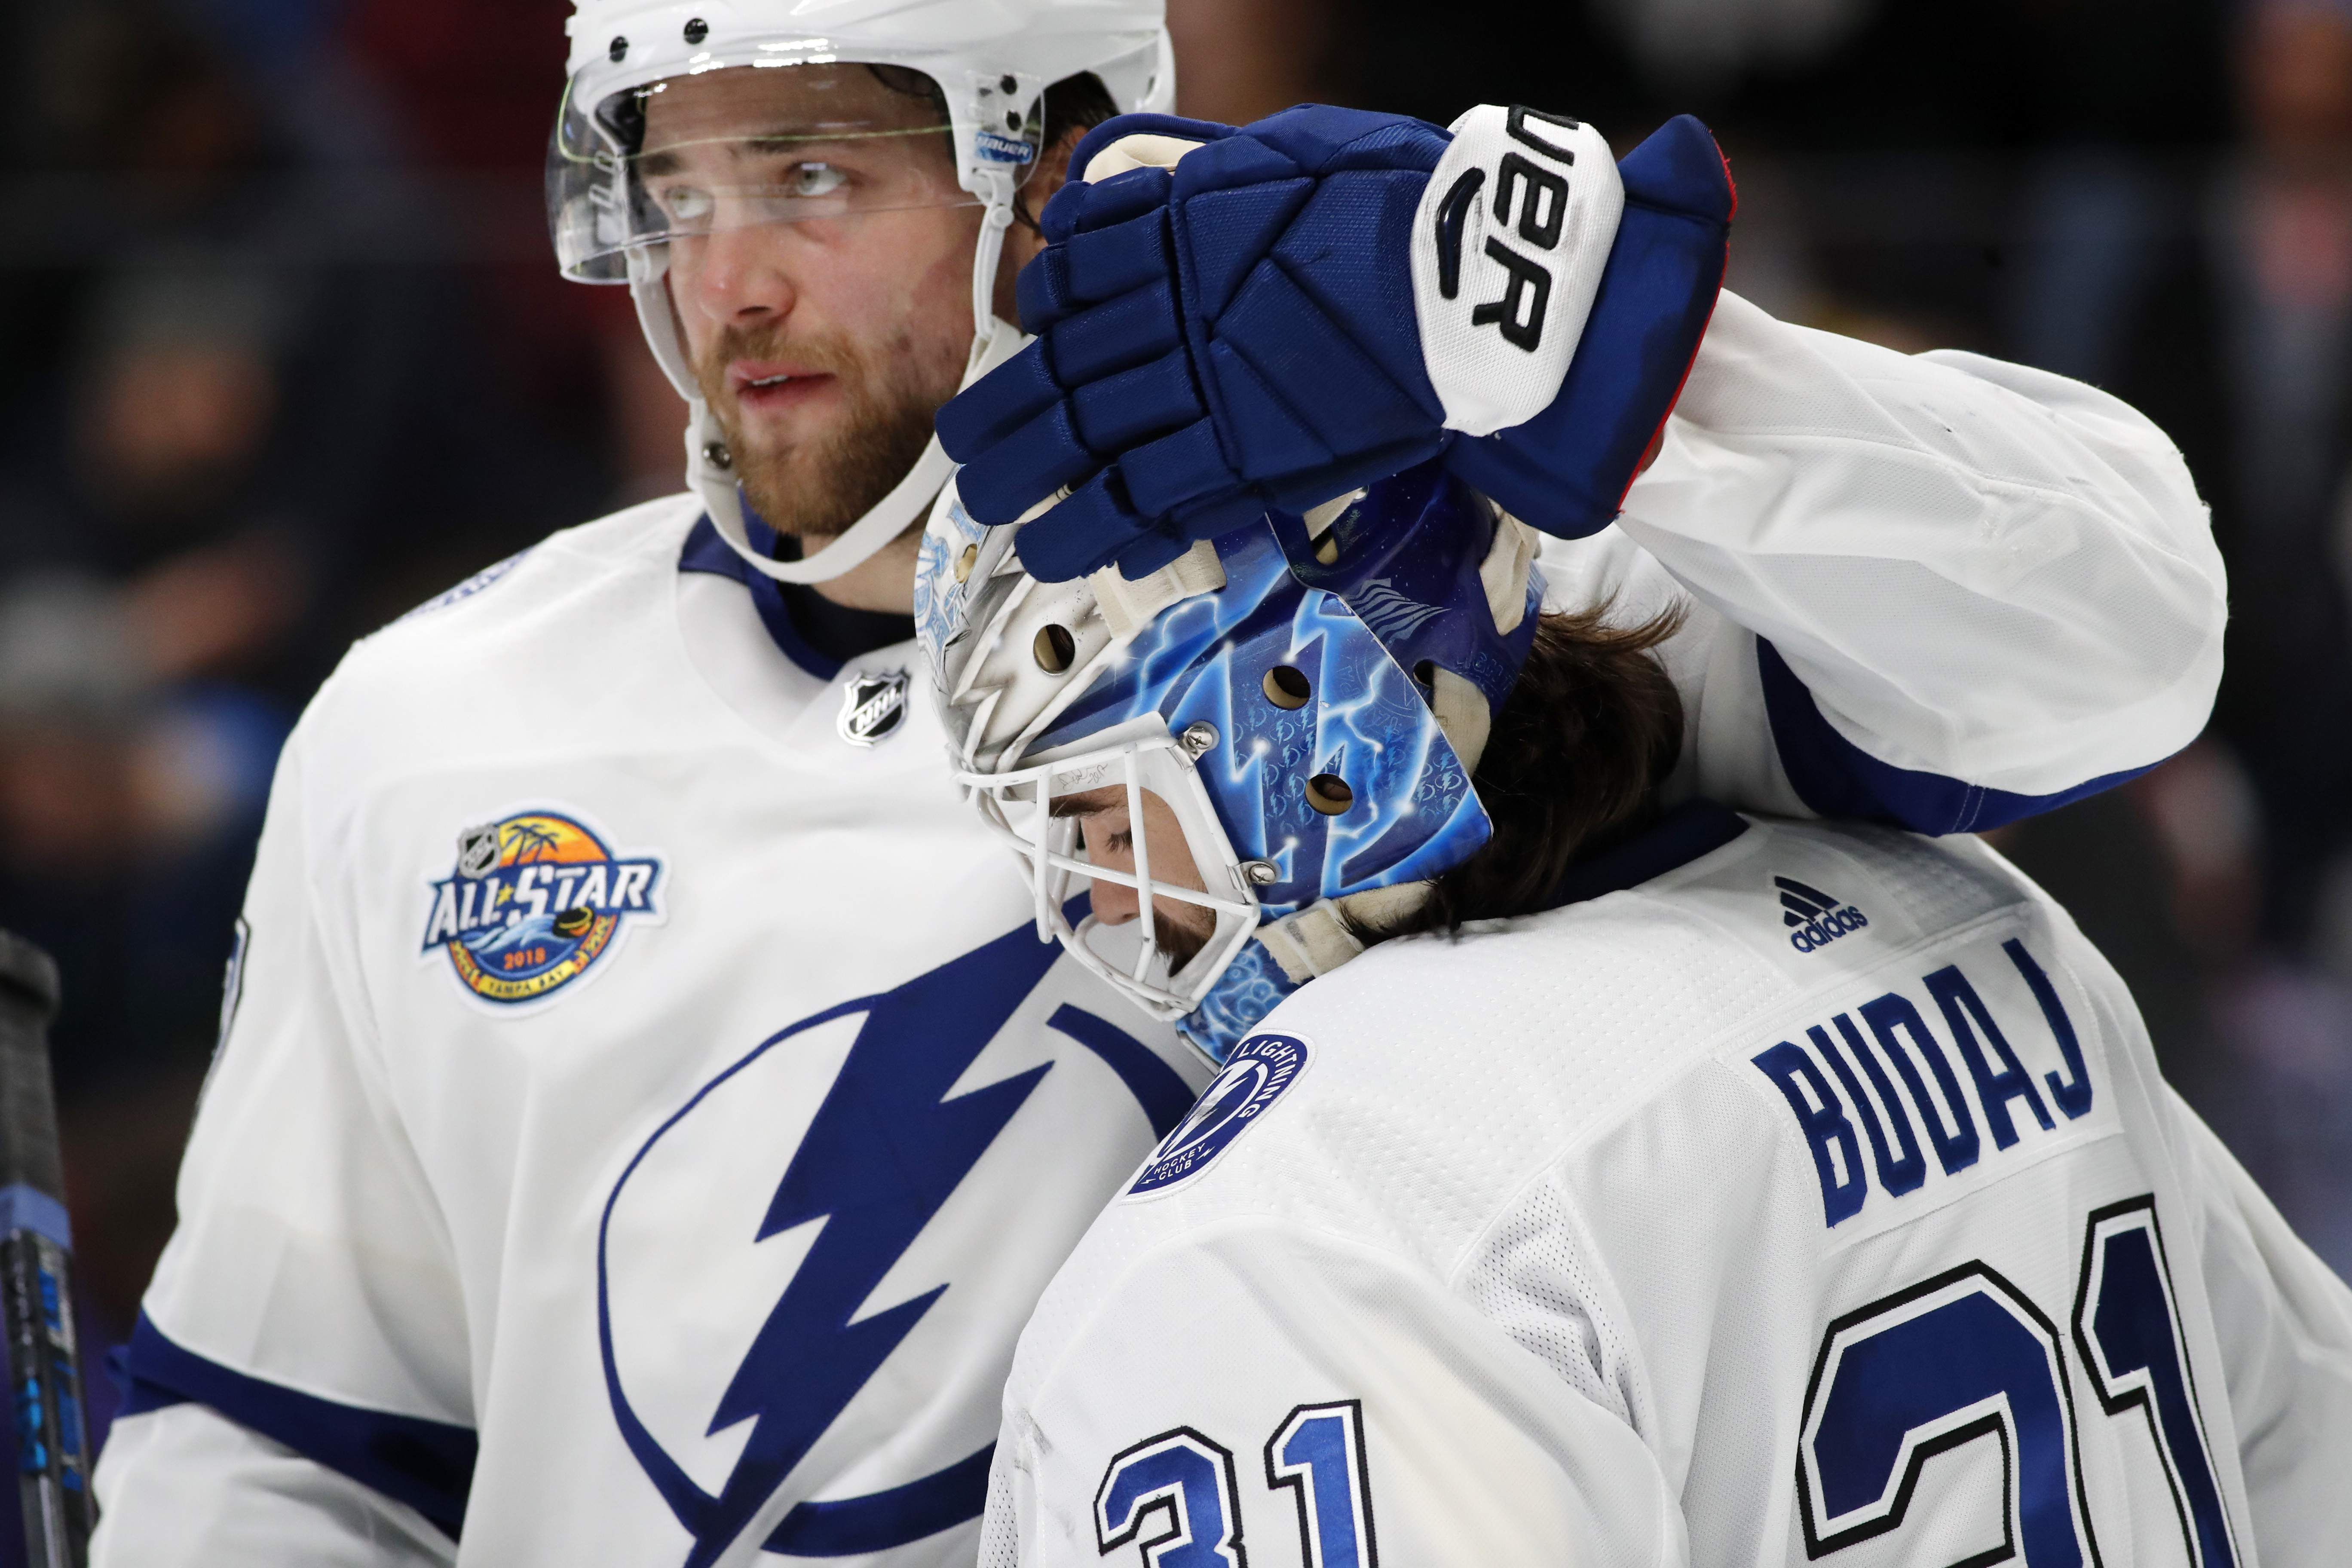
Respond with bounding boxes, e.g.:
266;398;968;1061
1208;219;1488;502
1145;900;1213;974
1158;921;1211;976
692;320;955;547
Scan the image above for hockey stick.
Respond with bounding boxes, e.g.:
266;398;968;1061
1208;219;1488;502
0;933;92;1568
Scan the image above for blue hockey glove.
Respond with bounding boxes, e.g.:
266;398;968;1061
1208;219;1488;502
1446;115;1733;542
936;104;1733;583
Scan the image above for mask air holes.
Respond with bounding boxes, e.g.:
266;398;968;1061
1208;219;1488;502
1305;774;1354;815
608;35;628;61
1033;624;1076;672
683;17;708;43
1262;665;1311;709
954;543;978;582
1314;534;1340;567
1414;660;1436;689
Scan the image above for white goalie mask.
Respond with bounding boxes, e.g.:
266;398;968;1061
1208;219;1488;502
917;463;1546;1063
548;0;1173;584
917;495;1264;1032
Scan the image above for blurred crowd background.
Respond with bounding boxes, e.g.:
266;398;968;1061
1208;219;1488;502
1;0;2348;1532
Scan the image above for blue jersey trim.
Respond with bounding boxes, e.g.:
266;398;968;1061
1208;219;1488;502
678;515;843;683
764;1443;996;1556
118;1313;476;1539
1538;798;1750;912
1755;639;2158;834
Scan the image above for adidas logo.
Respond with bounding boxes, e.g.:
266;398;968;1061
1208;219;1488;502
1776;876;1869;954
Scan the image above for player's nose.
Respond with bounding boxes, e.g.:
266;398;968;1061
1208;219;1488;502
1087;876;1139;926
680;222;800;327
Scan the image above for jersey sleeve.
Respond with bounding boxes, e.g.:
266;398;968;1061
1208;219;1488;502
989;1219;1687;1568
1584;289;2224;832
92;1404;454;1568
94;717;478;1559
2167;1088;2352;1566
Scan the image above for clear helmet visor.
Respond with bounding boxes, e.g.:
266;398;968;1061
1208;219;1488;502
549;55;1038;282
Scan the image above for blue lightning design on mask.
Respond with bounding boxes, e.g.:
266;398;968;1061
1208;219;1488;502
600;925;1062;1566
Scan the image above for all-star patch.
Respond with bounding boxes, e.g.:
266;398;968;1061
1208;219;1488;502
421;810;663;1004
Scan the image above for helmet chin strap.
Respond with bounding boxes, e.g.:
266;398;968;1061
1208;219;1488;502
633;199;1027;587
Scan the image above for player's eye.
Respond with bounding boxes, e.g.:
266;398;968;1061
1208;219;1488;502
781;161;848;199
650;182;715;228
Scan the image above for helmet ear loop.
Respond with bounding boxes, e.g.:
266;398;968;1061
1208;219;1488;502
968;187;1019;368
628;248;699;404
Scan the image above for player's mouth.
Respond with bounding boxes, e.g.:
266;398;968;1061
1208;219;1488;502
728;361;836;413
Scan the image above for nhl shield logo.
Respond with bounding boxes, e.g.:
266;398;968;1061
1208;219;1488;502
838;668;910;747
456;823;501;879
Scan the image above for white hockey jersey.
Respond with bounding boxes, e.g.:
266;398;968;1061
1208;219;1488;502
986;807;2352;1568
92;293;2227;1567
93;501;1213;1568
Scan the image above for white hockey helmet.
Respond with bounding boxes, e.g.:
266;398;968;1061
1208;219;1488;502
548;0;1173;583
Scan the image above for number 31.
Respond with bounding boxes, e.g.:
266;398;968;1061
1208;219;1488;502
1096;1401;1377;1568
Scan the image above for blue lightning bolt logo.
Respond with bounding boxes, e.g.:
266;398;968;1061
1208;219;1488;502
599;924;1067;1565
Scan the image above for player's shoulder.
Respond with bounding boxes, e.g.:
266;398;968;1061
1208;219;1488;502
353;493;701;662
1293;805;2037;1084
309;493;696;713
282;493;708;793
1119;808;2052;1265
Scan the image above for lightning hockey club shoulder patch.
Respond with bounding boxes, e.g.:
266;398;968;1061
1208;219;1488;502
420;809;664;1004
1127;1032;1312;1199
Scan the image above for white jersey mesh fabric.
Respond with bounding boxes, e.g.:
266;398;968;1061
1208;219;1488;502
1456;1171;1643;1431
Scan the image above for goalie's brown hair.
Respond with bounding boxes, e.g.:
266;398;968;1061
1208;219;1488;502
1385;601;1689;938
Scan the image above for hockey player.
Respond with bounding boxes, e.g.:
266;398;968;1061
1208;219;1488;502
922;445;2352;1568
91;11;2232;1568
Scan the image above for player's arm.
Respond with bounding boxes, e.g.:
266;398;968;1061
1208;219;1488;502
2162;1087;2352;1566
940;103;2221;833
989;1219;1686;1568
93;720;472;1567
94;1405;454;1567
1596;288;2223;831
